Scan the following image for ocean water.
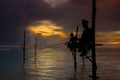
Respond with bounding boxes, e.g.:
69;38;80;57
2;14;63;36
0;44;120;80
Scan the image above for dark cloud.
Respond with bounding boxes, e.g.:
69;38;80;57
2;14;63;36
0;0;120;44
96;0;120;31
0;0;48;44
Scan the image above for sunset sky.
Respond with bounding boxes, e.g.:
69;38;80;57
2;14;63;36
0;0;120;45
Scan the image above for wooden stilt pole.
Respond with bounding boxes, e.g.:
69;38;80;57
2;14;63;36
35;35;37;57
91;0;98;80
73;50;77;71
82;56;85;65
23;31;26;64
73;26;79;71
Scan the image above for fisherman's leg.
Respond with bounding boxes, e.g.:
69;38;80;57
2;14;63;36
80;48;87;56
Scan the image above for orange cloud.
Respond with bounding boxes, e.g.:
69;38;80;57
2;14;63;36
96;31;120;44
107;42;120;44
28;20;67;38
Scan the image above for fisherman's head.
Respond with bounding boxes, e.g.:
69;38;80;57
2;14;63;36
82;19;88;28
70;32;74;37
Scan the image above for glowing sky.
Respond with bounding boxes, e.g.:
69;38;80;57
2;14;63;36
28;20;66;38
0;0;120;44
96;31;120;44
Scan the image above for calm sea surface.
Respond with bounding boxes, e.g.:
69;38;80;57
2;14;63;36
0;44;120;80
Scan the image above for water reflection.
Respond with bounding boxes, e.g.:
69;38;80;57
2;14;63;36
69;71;77;80
22;47;91;80
22;64;25;80
1;45;120;80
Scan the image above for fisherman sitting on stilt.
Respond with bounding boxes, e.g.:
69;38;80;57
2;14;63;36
78;19;92;56
66;32;77;51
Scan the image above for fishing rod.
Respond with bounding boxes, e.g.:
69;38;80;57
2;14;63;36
39;41;66;50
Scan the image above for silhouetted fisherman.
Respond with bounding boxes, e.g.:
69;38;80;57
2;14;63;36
67;32;77;51
66;28;78;70
78;19;92;56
